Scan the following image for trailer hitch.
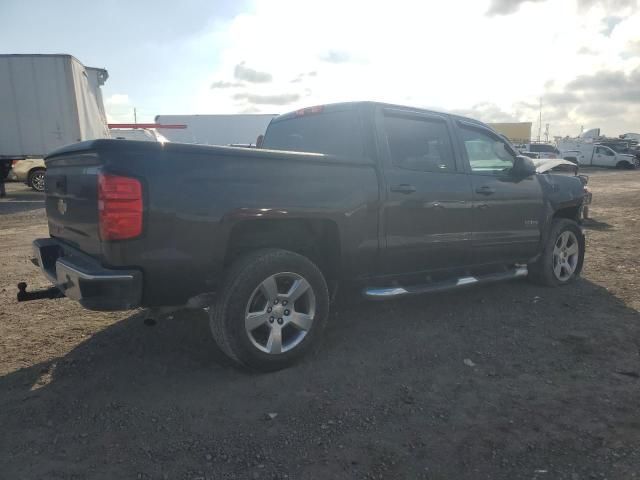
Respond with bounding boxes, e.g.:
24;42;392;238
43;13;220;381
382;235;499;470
17;282;64;302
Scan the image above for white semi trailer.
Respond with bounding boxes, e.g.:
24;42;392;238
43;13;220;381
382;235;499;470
0;54;110;157
0;54;110;190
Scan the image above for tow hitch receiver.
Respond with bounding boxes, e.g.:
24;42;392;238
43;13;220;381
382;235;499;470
17;282;64;302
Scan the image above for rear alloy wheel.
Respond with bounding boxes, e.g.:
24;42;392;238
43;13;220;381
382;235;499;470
245;273;316;354
210;249;329;372
28;169;46;192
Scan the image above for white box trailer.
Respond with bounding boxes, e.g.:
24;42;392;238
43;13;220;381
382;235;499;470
0;54;110;158
154;114;277;146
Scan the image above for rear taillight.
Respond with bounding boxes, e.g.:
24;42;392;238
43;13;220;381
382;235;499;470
98;173;143;241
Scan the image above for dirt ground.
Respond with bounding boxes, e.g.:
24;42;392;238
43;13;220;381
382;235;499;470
1;171;640;480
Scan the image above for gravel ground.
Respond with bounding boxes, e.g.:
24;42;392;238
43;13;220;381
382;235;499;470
1;171;640;480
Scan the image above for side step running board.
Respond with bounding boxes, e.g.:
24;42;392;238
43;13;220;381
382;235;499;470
363;266;528;299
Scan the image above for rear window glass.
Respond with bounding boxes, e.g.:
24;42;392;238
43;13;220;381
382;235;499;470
530;144;558;153
262;110;363;158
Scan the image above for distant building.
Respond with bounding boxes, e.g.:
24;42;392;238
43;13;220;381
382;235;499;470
487;122;532;144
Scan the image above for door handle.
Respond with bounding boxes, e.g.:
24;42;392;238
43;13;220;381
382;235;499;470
475;186;495;195
390;184;416;194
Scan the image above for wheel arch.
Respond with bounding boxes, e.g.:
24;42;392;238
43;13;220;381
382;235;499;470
28;166;46;174
616;160;631;169
553;205;581;223
224;218;342;284
538;202;581;253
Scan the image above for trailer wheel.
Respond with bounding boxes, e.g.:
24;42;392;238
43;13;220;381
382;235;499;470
28;168;46;192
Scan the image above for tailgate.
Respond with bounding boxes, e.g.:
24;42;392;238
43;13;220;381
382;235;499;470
45;152;103;257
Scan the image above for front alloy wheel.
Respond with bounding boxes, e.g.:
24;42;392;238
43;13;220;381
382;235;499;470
528;218;584;286
552;231;580;281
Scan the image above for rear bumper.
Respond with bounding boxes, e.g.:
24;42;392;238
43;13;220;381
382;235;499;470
32;238;142;311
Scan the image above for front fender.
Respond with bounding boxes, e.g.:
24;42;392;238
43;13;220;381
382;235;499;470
537;173;585;245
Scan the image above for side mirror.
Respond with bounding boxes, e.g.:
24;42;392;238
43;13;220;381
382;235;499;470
512;155;537;178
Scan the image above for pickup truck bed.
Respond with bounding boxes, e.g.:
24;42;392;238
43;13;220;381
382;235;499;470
41;139;378;308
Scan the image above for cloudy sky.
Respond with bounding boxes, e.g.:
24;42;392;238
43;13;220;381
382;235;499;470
2;0;639;138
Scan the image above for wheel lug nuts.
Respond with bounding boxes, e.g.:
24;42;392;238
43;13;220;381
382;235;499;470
277;318;283;325
284;309;290;316
273;299;279;305
269;316;275;323
282;300;288;306
267;307;272;313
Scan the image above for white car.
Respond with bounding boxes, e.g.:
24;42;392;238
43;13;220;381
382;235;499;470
11;158;46;191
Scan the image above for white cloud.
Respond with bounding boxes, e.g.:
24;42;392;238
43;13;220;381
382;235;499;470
105;93;130;106
181;0;640;136
104;94;134;123
486;0;546;16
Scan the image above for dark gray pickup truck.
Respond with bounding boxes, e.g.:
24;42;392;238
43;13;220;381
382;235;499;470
30;101;587;371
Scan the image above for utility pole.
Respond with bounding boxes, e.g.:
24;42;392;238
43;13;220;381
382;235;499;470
537;98;542;142
134;107;137;125
544;123;549;143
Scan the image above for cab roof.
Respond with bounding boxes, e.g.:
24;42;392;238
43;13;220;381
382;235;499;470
271;101;488;129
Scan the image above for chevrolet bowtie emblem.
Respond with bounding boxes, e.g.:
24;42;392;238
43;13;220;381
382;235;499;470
57;198;67;215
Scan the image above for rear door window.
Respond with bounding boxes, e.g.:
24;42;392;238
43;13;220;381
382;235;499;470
262;109;363;159
384;113;457;172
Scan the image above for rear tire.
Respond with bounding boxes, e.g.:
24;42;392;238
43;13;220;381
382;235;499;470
528;219;584;287
28;168;46;192
210;248;329;372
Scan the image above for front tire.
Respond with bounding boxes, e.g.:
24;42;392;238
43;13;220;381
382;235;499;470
529;219;584;286
210;249;329;372
28;168;46;192
616;161;633;170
